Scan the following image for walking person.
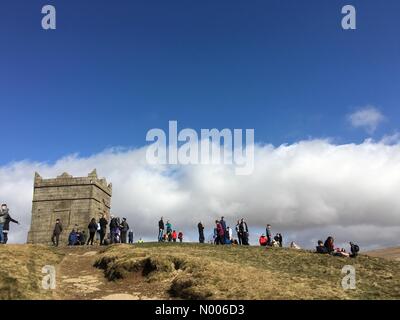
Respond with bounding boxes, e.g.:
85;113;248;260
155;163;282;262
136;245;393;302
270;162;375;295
158;217;164;242
198;222;205;243
1;204;19;244
51;219;63;247
87;218;97;245
120;218;129;243
99;214;108;245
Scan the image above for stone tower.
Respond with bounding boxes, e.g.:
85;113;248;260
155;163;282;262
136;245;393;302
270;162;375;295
27;169;112;244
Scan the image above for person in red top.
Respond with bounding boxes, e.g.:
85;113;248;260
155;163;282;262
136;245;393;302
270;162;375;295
215;220;225;245
259;234;268;246
178;231;183;243
172;230;177;242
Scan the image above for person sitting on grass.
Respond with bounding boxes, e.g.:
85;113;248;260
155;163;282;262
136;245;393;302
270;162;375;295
316;240;329;254
259;234;268;246
68;229;79;246
324;236;335;253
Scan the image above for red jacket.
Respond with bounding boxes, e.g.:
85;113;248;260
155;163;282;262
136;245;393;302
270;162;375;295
217;223;224;236
259;236;268;246
172;231;177;239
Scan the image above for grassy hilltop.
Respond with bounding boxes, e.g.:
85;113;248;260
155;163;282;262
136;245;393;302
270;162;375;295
0;243;399;300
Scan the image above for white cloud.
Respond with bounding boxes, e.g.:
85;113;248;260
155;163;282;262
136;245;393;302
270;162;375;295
1;139;400;250
347;106;386;134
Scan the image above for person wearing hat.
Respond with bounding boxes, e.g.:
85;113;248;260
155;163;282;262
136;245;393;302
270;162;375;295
120;217;129;243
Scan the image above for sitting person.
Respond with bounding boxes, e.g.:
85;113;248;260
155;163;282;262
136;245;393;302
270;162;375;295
324;236;335;253
274;233;283;247
68;229;78;246
333;248;350;257
259;234;268;246
271;239;280;247
316;240;329;254
349;242;360;258
290;241;301;249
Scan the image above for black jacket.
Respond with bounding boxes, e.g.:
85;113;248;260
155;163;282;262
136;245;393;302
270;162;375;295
99;217;108;229
3;213;18;231
53;222;63;235
159;220;164;230
120;221;129;232
198;223;204;233
88;221;98;233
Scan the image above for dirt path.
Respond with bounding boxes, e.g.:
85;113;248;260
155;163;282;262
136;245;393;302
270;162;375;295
52;247;166;300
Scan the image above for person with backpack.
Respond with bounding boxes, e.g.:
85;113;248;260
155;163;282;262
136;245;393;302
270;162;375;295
158;217;165;242
99;214;108;245
128;229;134;244
349;242;360;258
178;231;183;243
172;230;177;242
51;218;63;247
198;222;205;243
1;205;19;244
120;217;129;243
87;218;98;245
235;220;242;245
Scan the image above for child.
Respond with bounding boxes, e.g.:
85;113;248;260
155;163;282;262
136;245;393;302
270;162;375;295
178;231;183;243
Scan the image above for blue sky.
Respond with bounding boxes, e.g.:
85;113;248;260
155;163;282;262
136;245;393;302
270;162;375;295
0;0;399;165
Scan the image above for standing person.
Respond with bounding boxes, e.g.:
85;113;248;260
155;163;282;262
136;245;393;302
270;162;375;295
172;230;177;242
216;220;225;245
178;231;183;243
226;226;233;244
198;222;205;243
1;204;19;244
219;217;227;244
158;217;164;242
87;218;97;245
235;220;242;245
128;229;134;244
166;220;172;242
239;218;249;245
266;224;272;246
51;219;63;247
120;218;129;244
99;214;108;245
0;204;8;243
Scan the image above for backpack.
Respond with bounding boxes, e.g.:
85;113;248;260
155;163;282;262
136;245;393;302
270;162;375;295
352;244;360;253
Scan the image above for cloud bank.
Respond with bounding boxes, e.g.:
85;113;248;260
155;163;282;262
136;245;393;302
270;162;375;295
1;139;400;250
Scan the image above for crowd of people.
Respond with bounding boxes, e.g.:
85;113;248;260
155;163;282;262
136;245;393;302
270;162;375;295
0;203;360;258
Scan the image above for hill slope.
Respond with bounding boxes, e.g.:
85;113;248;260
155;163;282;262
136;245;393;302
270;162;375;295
365;247;400;261
1;243;399;300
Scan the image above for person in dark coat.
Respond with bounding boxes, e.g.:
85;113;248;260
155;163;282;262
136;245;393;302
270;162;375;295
324;236;335;253
274;233;283;247
1;206;19;244
158;217;164;242
120;218;129;243
219;217;227;244
128;229;134;244
266;224;272;246
316;240;329;254
87;218;97;245
239;218;249;245
51;219;63;246
198;222;205;243
99;214;108;245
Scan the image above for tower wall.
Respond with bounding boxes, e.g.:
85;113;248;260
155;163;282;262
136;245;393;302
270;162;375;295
27;170;112;244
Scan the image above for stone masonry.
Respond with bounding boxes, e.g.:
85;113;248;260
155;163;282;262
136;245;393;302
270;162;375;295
27;169;112;244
